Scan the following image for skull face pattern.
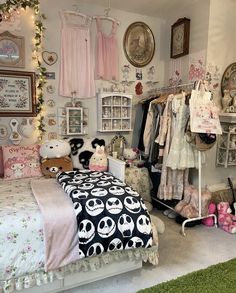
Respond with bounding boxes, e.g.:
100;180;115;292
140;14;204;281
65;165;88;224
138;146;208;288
85;177;100;183
78;183;94;190
111;179;126;186
68;178;83;185
118;214;134;237
87;243;104;257
91;188;108;197
90;171;103;177
74;173;89;180
109;186;125;196
97;216;116;238
106;197;123;214
78;249;85;259
101;174;114;180
97;180;111;187
71;189;89;200
73;202;82;216
108;238;123;252
78;220;95;244
124;196;141;214
137;215;152;235
140;198;147;211
85;198;105;216
65;184;77;194
125;237;144;249
145;237;153;248
125;186;139;197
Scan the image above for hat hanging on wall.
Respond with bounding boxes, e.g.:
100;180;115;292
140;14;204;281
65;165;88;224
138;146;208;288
42;51;58;66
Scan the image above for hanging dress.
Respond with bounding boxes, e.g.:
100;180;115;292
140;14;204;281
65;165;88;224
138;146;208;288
96;18;119;81
166;93;198;169
59;12;95;98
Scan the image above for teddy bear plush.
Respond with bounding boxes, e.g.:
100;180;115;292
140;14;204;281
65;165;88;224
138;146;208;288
202;202;216;227
89;145;108;172
41;157;73;178
217;201;236;234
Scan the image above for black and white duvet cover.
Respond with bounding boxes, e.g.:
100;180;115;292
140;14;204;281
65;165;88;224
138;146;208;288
57;170;153;259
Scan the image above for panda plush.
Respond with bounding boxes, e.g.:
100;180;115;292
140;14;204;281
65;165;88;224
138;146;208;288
69;137;105;169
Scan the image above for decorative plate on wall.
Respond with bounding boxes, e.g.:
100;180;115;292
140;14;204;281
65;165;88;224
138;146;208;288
221;62;236;98
123;22;155;68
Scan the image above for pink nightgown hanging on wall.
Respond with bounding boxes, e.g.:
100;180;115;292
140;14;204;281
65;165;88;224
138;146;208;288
95;18;119;81
59;12;95;98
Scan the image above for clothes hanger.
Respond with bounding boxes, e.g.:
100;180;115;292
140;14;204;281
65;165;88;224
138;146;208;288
93;0;120;25
62;5;92;20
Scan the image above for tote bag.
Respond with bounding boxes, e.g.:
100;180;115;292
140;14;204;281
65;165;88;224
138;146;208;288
189;82;222;134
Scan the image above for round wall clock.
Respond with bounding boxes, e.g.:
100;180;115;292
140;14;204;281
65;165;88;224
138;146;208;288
123;22;155;68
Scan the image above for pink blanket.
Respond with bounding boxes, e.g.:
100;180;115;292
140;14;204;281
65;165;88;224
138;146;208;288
31;179;79;271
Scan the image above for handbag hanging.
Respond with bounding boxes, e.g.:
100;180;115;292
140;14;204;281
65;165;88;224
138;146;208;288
189;81;222;135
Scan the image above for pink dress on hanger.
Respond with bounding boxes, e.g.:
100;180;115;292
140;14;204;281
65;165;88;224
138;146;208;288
96;18;119;81
59;12;95;98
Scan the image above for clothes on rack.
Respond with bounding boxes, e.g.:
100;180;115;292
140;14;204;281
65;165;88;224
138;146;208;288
59;11;95;98
95;18;119;81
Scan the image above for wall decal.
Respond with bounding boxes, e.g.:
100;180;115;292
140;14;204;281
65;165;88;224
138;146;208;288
46;84;55;94
45;72;56;79
42;51;58;66
20;118;35;138
46;99;55;108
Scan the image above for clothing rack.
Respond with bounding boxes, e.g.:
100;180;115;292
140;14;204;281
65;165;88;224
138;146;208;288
151;82;217;236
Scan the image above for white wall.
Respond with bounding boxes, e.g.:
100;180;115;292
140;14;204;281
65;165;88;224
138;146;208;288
201;0;236;185
0;0;165;146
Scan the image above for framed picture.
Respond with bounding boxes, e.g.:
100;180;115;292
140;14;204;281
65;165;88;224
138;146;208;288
0;31;25;68
221;62;236;98
0;70;36;117
123;22;155;68
171;18;190;59
66;107;83;135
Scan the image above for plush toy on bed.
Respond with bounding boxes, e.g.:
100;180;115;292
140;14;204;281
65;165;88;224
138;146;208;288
69;137;105;169
41;157;73;178
39;140;73;177
217;201;236;234
89;145;108;172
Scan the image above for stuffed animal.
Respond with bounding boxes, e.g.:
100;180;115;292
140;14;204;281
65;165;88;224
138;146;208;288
41;156;73;178
202;202;216;227
69;138;105;169
123;148;139;167
40;139;71;159
217;201;236;234
89;145;108;172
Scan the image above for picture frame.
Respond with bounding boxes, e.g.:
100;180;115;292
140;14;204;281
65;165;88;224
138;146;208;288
221;62;236;98
170;18;190;59
123;22;155;68
0;70;36;117
0;31;25;68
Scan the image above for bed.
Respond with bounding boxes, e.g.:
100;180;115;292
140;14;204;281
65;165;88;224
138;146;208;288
0;157;159;293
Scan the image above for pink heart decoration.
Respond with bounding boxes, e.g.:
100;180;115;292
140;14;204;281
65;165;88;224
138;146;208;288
42;51;58;66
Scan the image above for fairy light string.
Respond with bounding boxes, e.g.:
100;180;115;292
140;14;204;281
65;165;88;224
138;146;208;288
0;0;47;141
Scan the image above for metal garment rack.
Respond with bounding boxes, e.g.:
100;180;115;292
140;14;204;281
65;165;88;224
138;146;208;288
151;82;218;236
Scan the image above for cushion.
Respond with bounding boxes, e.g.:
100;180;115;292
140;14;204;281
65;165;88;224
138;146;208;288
2;144;42;180
69;137;105;169
0;146;3;177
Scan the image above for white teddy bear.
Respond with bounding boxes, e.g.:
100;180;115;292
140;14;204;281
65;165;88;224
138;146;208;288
39;139;71;159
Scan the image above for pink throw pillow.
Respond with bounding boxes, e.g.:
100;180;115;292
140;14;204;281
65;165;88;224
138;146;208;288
2;144;42;180
0;146;3;177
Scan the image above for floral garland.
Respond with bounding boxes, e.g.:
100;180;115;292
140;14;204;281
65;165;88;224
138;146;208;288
0;0;47;141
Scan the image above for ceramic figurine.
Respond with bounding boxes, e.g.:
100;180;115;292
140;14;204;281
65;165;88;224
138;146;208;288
222;89;232;112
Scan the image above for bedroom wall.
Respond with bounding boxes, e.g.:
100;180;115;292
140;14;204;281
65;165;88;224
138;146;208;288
0;0;165;147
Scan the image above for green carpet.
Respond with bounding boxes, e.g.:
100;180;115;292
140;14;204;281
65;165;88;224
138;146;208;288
137;258;236;293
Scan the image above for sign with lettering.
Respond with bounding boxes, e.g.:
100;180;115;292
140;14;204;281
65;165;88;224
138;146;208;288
0;70;36;116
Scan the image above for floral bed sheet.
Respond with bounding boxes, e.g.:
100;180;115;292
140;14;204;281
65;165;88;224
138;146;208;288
0;177;44;281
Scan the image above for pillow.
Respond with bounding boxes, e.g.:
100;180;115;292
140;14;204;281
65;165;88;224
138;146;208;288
0;146;3;177
2;144;42;180
69;137;105;169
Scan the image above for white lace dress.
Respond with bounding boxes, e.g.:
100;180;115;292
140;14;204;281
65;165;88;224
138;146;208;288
166;94;198;170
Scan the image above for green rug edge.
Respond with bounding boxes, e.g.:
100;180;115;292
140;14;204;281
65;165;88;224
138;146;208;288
137;258;236;293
